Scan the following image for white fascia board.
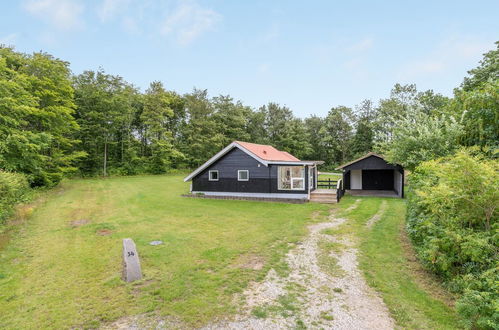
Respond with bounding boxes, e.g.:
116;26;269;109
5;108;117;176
266;161;316;166
183;142;268;182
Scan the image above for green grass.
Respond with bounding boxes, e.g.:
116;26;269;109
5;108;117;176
0;175;459;329
328;196;459;329
0;174;329;329
317;173;342;181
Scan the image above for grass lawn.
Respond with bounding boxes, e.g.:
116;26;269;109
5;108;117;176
325;196;459;329
0;175;458;329
0;174;329;329
317;172;342;181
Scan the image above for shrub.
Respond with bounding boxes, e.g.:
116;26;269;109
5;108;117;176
407;150;498;329
0;171;30;225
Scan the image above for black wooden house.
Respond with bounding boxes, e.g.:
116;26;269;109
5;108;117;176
336;152;404;198
184;141;324;201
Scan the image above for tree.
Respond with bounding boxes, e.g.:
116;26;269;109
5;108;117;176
352;100;377;156
246;108;268;145
73;70;137;176
0;47;83;186
181;89;225;166
284;118;312;160
448;80;499;150
375;84;449;143
321;106;354;166
212;95;252;145
407;150;498;328
377;111;463;170
141;81;184;173
304;115;327;161
461;41;499;92
262;102;294;149
449;42;499;152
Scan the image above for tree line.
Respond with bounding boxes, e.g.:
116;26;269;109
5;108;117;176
1;43;497;187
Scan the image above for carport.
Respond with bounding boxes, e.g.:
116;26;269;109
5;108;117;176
336;152;404;198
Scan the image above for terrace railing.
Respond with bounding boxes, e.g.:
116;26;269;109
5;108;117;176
317;178;338;189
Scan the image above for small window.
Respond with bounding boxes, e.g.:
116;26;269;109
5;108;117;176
209;170;219;181
238;170;249;181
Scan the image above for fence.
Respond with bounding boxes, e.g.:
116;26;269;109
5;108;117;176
317;178;337;189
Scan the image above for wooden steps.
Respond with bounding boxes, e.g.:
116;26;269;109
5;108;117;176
310;189;337;204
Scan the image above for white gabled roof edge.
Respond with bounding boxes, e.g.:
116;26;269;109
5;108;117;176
335;152;387;170
183;142;269;182
183;142;322;182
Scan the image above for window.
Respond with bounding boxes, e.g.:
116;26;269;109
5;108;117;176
278;166;305;190
238;170;249;181
208;170;219;181
309;167;314;189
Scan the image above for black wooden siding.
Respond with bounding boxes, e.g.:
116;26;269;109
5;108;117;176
191;148;309;194
344;171;351;190
342;155;402;172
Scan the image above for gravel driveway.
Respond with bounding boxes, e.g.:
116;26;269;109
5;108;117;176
204;200;394;330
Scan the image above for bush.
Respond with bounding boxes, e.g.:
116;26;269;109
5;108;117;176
0;171;30;225
407;150;498;329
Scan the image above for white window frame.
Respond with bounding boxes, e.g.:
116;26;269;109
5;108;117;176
278;166;305;191
237;170;249;181
208;170;219;181
309;167;314;189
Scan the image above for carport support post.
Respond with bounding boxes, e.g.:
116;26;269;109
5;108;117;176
402;170;405;198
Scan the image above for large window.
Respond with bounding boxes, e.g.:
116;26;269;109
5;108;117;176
238;170;249;181
208;170;219;181
278;166;305;190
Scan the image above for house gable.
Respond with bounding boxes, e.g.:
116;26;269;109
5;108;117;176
339;154;403;172
191;148;272;193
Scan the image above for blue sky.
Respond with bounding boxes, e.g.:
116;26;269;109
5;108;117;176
1;0;498;117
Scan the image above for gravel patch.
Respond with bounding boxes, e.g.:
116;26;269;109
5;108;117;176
70;219;91;227
203;207;394;330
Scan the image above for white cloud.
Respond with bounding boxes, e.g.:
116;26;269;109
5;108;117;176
347;37;374;52
97;0;130;22
23;0;84;30
0;33;18;46
399;36;492;78
161;1;221;45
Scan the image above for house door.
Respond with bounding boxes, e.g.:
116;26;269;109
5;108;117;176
362;170;393;190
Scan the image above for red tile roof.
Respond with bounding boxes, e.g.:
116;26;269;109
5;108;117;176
235;141;300;161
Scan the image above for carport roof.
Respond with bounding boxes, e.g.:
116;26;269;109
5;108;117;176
335;152;387;170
